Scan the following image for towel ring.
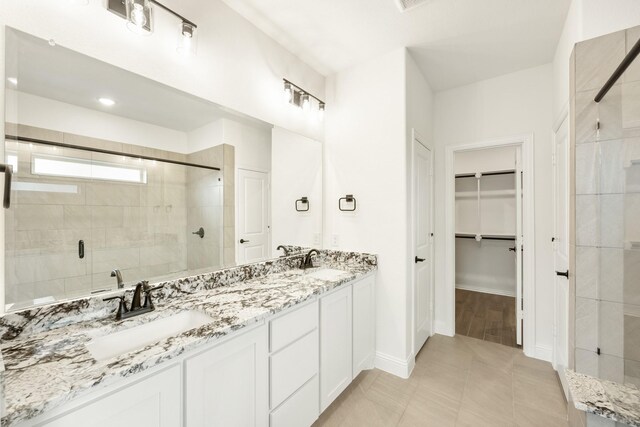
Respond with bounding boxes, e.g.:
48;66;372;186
295;197;310;212
339;194;357;212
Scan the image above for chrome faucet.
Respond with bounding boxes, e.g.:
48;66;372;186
110;269;124;289
301;249;320;270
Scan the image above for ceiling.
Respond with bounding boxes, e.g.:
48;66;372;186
4;28;268;132
221;0;571;90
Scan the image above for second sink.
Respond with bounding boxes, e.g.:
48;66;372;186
304;268;349;281
86;310;214;362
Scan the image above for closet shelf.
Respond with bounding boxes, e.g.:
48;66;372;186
455;190;516;198
455;169;516;179
455;233;516;241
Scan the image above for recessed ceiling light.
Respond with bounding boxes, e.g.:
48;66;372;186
98;97;116;106
7;77;17;86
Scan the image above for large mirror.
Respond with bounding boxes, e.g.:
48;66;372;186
3;28;323;310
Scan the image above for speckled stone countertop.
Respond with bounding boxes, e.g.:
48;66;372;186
567;370;640;427
0;249;376;426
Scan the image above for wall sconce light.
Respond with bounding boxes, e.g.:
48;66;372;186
109;0;198;54
282;79;325;117
283;82;293;103
125;0;153;35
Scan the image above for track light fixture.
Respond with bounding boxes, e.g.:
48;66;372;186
282;79;326;117
109;0;198;54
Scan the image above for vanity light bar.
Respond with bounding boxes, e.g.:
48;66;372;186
283;79;326;112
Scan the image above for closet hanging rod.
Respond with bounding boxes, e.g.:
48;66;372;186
5;135;221;171
455;170;515;179
455;233;516;241
595;37;640;103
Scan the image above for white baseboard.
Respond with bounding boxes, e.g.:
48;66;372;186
455;284;516;298
533;344;553;362
434;319;454;337
374;352;414;379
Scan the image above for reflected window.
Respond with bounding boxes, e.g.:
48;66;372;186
31;154;147;184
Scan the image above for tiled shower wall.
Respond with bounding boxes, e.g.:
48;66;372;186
572;25;640;386
4;124;228;306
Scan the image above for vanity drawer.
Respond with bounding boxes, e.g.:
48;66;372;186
270;375;319;427
270;329;318;409
270;300;318;352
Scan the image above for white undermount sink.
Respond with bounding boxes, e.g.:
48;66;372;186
304;268;349;281
86;310;214;362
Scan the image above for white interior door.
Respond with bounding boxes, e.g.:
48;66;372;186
515;148;523;346
553;116;570;381
237;169;269;264
414;138;433;354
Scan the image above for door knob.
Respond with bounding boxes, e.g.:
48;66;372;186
240;239;250;244
415;256;426;263
192;227;205;238
556;270;569;279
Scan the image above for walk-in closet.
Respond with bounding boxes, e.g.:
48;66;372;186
454;146;523;348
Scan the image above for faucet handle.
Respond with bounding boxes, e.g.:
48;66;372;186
142;284;164;309
104;295;128;320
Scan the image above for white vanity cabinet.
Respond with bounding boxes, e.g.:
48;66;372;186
319;285;353;412
184;325;269;427
352;275;376;378
36;364;182;427
14;273;376;427
268;300;320;427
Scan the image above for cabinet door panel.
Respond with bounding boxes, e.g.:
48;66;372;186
40;365;181;427
185;326;268;427
320;285;352;411
353;275;375;378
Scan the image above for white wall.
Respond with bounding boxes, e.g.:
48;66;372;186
6;89;189;152
454;146;517;175
434;64;554;359
271;127;322;253
222;118;272;173
324;48;410;376
552;0;640;120
0;0;324;142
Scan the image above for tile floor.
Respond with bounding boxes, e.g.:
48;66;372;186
313;334;568;427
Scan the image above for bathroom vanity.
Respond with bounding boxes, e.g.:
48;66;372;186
0;249;377;427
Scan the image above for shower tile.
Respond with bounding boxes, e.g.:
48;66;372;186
622;81;640;129
625;359;640;387
575;87;623;144
598;301;624;358
626;163;640;194
16;205;63;231
624;26;640;83
576;30;625;93
599;248;624;303
576;297;598;352
600;194;624;248
624;313;640;362
92;247;140;274
625;193;640;243
576;142;598;194
91;206;124;229
598;354;625;383
599;139;625;194
87;182;140;207
63;206;91;229
577;246;598;299
576;195;598;246
575;348;599;377
624;250;640;306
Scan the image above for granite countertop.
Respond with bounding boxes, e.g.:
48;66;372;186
566;369;640;427
0;256;376;426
